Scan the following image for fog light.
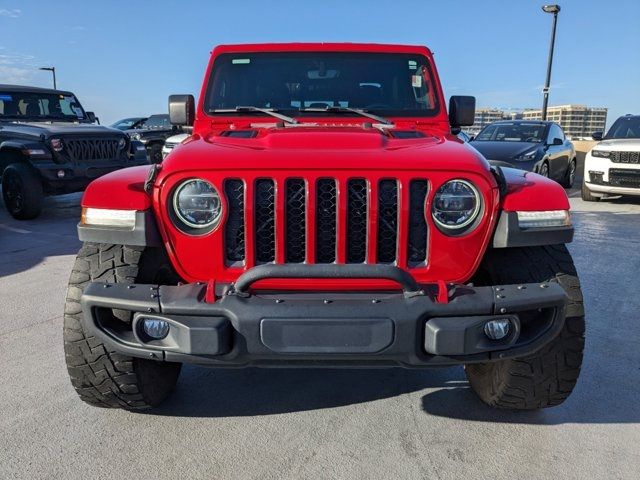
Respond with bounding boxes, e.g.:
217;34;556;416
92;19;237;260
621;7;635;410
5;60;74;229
484;318;511;340
57;170;65;178
142;318;170;339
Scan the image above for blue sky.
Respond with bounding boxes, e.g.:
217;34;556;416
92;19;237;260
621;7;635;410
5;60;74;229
1;0;639;127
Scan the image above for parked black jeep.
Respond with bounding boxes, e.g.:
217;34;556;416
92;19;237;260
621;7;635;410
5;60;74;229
126;114;183;163
0;85;148;219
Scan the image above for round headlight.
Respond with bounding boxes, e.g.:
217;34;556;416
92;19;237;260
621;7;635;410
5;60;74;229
50;138;64;152
117;137;127;150
173;179;223;231
431;179;481;233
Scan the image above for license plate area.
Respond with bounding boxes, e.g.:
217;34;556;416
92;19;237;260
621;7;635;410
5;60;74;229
259;318;394;354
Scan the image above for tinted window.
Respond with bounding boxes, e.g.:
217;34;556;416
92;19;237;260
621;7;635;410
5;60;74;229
475;123;546;143
605;116;640;139
205;52;440;117
144;115;171;129
548;124;564;143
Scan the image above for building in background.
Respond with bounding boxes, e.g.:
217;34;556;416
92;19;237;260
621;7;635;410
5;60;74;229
466;108;523;136
522;105;607;139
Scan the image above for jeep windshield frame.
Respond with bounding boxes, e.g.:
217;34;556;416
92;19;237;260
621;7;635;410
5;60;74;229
0;90;87;122
203;52;441;120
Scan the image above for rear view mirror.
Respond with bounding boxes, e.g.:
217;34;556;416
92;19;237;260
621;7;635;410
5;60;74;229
169;94;195;126
592;131;603;141
449;96;476;134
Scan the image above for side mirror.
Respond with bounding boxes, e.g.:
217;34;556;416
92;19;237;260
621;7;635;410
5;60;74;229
469;135;475;141
592;131;603;141
85;111;97;123
553;138;563;146
169;94;195;126
449;96;476;134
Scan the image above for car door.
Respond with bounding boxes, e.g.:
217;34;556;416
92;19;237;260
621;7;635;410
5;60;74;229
546;124;568;180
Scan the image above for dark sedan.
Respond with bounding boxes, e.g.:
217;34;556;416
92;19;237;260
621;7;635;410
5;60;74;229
470;121;576;187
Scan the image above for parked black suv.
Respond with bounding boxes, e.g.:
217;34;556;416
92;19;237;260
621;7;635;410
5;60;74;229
0;85;148;219
126;114;183;163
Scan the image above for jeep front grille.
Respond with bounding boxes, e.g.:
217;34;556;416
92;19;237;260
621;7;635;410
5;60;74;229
223;177;430;268
609;151;640;164
64;137;121;161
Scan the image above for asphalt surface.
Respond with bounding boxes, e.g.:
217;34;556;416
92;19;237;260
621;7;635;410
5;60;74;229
1;184;639;480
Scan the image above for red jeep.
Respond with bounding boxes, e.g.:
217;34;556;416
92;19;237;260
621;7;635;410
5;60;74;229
64;43;584;411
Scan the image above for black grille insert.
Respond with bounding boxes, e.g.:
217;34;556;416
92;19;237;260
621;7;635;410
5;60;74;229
408;180;429;265
346;179;368;263
224;180;245;264
609;169;640;188
254;179;276;263
285;179;306;263
316;179;337;263
64;137;120;161
377;179;398;263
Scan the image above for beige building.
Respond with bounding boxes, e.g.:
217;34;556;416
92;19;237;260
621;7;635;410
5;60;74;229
522;105;608;139
467;109;523;136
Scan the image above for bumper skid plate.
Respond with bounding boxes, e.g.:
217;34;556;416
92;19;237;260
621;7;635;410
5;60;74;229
81;265;567;368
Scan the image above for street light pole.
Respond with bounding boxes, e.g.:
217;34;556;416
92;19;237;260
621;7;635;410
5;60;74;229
541;5;560;120
39;67;57;90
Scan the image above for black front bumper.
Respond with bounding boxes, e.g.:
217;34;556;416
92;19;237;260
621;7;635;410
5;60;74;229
80;265;567;368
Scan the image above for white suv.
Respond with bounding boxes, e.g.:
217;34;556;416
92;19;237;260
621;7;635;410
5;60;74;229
582;115;640;201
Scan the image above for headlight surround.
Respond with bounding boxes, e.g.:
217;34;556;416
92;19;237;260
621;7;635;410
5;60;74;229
591;149;610;158
172;179;223;233
431;179;482;234
50;138;64;152
117;137;127;150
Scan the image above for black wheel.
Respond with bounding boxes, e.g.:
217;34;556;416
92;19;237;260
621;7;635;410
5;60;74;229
148;143;163;164
465;245;585;410
581;181;600;202
561;158;577;188
538;161;550;178
63;243;182;410
1;163;44;219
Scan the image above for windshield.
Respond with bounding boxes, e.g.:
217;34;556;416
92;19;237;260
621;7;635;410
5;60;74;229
204;52;440;118
112;118;145;130
605;116;640;139
475;123;546;143
0;91;86;121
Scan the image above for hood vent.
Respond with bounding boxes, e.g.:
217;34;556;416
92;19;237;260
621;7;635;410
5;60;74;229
219;130;258;138
388;131;426;139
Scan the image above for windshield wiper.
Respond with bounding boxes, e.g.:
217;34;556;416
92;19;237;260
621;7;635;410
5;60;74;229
299;106;393;125
209;106;298;125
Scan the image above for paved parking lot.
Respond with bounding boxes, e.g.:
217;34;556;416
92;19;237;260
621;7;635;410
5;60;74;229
1;187;639;480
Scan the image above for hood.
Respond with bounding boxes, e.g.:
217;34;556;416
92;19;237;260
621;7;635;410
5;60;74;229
470;141;539;161
160;126;491;175
0;120;124;138
596;138;640;150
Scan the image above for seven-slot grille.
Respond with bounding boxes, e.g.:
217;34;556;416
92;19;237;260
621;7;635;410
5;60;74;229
223;178;430;268
609;151;640;164
63;137;121;161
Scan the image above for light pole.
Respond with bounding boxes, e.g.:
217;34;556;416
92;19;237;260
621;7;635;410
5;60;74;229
541;4;560;120
39;67;57;90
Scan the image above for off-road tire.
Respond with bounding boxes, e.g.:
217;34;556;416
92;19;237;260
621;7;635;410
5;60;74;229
63;243;182;410
581;181;599;202
148;143;163;164
1;162;44;220
465;245;585;410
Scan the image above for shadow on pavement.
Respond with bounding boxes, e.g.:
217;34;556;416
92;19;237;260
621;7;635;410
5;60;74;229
150;364;639;425
0;191;82;277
